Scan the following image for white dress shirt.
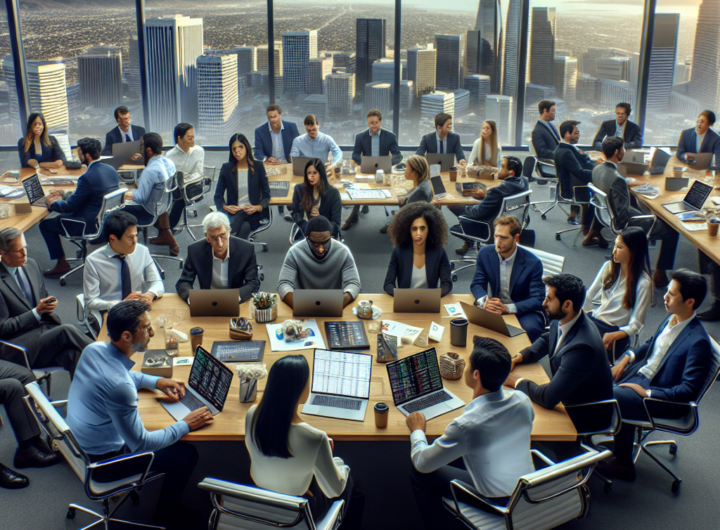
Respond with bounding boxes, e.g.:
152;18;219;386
165;144;205;182
696;131;705;154
83;243;164;312
211;253;230;289
476;247;518;314
639;314;695;380
410;389;535;498
236;169;249;205
555;310;583;355
269;122;288;163
118;126;133;142
585;261;651;337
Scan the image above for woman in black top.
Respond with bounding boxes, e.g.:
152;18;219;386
18;113;67;169
291;159;342;240
384;202;452;296
214;133;270;239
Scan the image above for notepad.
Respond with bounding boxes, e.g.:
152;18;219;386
347;189;393;200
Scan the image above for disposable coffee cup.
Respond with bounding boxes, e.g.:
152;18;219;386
709;220;720;237
190;327;204;356
449;167;458;182
450;318;469;347
374;402;389;428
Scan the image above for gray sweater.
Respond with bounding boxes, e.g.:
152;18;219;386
277;239;362;300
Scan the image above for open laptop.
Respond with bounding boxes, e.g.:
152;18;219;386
291;156;322;176
426;153;455;172
112;140;142;164
430;175;450;200
301;349;372;421
160;345;233;421
662;179;713;215
386;347;465;420
685;152;714;170
460;301;526;337
649;148;672;175
189;288;240;317
394;288;441;313
21;171;49;207
361;155;392;175
100;156;126;170
293;289;344;317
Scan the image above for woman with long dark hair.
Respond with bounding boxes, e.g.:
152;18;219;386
245;355;363;528
585;226;652;360
214;133;270;239
291;159;342;240
17;113;67;169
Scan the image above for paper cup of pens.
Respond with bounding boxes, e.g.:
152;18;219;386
250;292;278;323
236;363;267;403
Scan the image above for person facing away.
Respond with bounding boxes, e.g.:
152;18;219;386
384;202;452;297
290;114;343;170
584;227;652;361
676;109;720;165
415;112;467;167
83;210;164;313
214;132;271;240
378;155;434;235
291;159;342;240
40;137;120;279
468;120;503;168
175;211;261;304
66;300;211;527
102;105;146;156
17;112;66;169
245;354;364;529
592;102;643;151
407;337;534;530
277;215;361;310
254;104;300;164
530;99;560;162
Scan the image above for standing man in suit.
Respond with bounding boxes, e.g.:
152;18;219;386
102;106;146;156
176;212;261;303
600;270;713;481
0;228;92;378
593;137;678;287
531;100;560;163
677;110;720;164
415;113;467;167
592;102;643;151
40;137;120;278
470;216;545;341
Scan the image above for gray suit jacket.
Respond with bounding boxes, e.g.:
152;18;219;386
592;161;636;230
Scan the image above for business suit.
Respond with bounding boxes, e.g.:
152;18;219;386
253;120;300;162
676;127;720;164
592;119;642;151
415;132;466;163
383;243;452;297
351;129;403;165
39;161;120;260
553;142;594;201
175;237;261;304
102;125;146;156
470;245;545;341
17;136;67;168
0;359;41;446
291;183;342;239
0;259;92;377
531;120;560;161
214;160;271;239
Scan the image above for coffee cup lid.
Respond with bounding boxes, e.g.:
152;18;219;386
374;402;389;412
190;327;204;335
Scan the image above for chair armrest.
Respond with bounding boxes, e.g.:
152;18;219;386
642;396;696;429
530;449;556;467
449;479;510;516
627;214;656;234
0;340;31;370
86;451;156;499
59;217;87;238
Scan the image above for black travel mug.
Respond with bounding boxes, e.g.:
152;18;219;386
450;318;469;347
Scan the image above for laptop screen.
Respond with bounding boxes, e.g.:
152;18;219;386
684;180;712;210
431;176;446;196
387;348;444;406
311;349;372;399
188;346;234;411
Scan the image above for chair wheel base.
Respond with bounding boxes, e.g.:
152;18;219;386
67;508;76;519
60;279;67;286
555;234;561;241
669;444;678;455
262;245;268;252
672;480;681;493
604;483;612;494
452;275;458;282
541;214;547;220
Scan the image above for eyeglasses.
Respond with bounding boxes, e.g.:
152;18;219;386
132;324;153;334
3;246;28;255
208;231;229;243
308;238;331;249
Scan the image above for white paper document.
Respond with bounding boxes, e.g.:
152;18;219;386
311;350;372;398
266;319;327;352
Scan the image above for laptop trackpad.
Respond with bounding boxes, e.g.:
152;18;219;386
161;401;190;421
507;324;526;337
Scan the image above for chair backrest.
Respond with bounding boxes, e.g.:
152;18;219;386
563;399;622;437
698;336;720;403
522;156;537;179
520;245;565;276
181;171;205;205
587;183;613;230
500;190;532;230
94;188;127;233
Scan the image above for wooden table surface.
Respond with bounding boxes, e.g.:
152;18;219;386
99;293;577;442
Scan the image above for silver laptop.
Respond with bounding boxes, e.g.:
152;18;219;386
112;140;142;163
394;288;441;313
302;349;372;422
430;175;450;200
291;156;322;176
460;301;526;337
426;153;455;172
21;171;49;208
662;179;713;215
293;289;344;317
387;347;465;420
619;161;648;176
685;152;714;170
189;289;240;317
161;346;233;421
361;155;392;175
649;148;672;175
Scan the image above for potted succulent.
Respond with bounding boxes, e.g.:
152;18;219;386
250;292;278;323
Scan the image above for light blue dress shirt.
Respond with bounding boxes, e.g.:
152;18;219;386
269;122;288;163
290;132;343;168
370;132;380;157
615;122;624;138
67;341;190;455
133;155;175;215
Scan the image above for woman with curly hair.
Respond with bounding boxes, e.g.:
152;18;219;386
383;202;452;296
291;159;342;240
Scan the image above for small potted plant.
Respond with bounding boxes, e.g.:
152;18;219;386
250;292;278;323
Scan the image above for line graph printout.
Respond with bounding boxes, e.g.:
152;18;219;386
312;349;372;398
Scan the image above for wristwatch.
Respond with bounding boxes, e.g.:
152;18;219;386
646;389;652;399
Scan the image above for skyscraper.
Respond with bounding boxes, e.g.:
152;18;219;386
600;79;636;111
282;30;318;94
356;19;386;96
502;0;523;98
197;53;240;144
77;46;122;109
400;80;414;110
596;57;631;81
435;35;461;91
529;7;556;87
485;94;512;144
689;0;720;109
453;89;470;116
464;74;491;113
421;91;455;121
233;46;256;76
474;0;503;92
554;56;578;105
372;58;399;85
327;73;355;115
332;52;356;72
257;43;283;76
646;13;680;111
127;36;142;97
307;57;333;95
145;15;204;134
364;82;392;117
407;46;436;98
466;30;482;75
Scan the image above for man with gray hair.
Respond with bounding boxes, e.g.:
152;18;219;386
175;211;260;303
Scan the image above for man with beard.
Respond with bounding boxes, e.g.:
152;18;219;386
66;301;211;527
277;215;361;309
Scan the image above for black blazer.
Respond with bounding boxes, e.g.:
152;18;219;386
175;237;261;303
102;125;146;156
592;119;642;150
214;160;271;214
383;243;452;296
553;143;594;200
291;183;342;236
531;120;560;161
415;132;466;162
351;129;403;165
17;136;67;168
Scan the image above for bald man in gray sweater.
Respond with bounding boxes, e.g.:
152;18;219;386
278;216;361;309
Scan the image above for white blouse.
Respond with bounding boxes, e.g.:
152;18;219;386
244;405;350;498
468;139;503;168
411;264;428;289
585;260;651;337
236;169;248;205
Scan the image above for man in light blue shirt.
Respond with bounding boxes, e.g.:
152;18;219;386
67;300;212;526
290;114;343;169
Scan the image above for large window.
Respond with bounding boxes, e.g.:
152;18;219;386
0;10;21;149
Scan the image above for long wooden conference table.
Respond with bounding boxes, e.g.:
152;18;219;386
99;293;577;442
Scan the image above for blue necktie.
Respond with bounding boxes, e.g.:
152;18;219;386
15;269;33;306
125;133;132;143
113;255;131;300
550;123;560;141
439;140;444;154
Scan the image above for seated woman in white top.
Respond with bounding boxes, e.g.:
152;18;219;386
245;355;363;528
585;226;652;361
468;120;503;169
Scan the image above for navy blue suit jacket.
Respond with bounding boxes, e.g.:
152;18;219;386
253;120;300;162
415;132;466;162
102;125;146;156
619;316;712;403
214;161;271;215
676;127;720;164
592;119;642;150
351;129;403;165
531;120;560;161
463;175;528;226
18;136;67;168
553;142;594;200
383;243;452;297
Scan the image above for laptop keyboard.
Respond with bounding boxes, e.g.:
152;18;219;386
312;395;362;411
403;391;452;414
180;392;207;412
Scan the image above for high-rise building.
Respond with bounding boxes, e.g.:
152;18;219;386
257;43;283;76
283;30;318;94
307;57;333;95
466;30;482;75
407;46;436;98
502;0;523;98
364;81;392;117
356;19;386;96
689;0;720;110
77;46;122;109
145;15;204;134
474;0;503;92
197;53;240;144
485;94;512;144
525;83;556;109
421;91;455;122
232;46;256;76
647;13;680;111
464;74;490;113
675;59;691;85
400;80;414;110
554;56;578;105
301;94;328;120
332;52;356;72
529;7;556;87
596;57;631;82
576;75;600;103
326;73;355;115
435;35;461;91
127;36;141;96
452;89;470;116
372;58;400;85
600;79;636;111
